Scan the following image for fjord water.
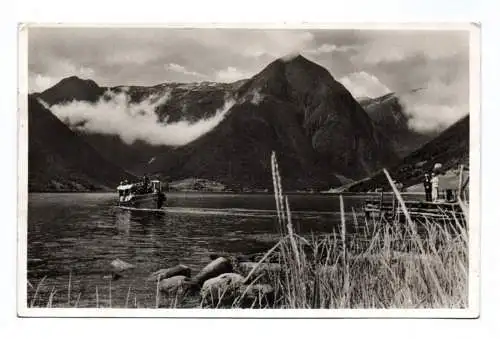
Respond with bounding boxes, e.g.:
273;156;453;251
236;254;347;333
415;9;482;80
27;192;370;307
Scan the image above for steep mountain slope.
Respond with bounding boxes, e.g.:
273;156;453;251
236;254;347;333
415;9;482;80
146;98;336;191
359;91;437;157
28;95;135;192
345;114;469;192
234;55;398;177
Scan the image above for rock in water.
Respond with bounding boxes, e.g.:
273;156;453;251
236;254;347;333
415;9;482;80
158;275;190;296
236;254;252;263
201;273;244;307
209;253;228;261
110;259;135;272
251;252;280;263
238;284;275;307
193;257;233;286
238;262;282;282
147;264;191;282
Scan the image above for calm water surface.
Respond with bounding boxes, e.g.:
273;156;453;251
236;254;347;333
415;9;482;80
27;192;383;307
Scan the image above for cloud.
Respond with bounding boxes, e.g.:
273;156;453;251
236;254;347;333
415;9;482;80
44;90;236;146
165;63;206;78
249;88;264;105
28;28;470;132
404;102;468;132
28;28;319;88
304;43;357;55
215;67;252;82
105;50;160;66
240;31;314;59
398;78;469;132
349;31;469;65
29;74;58;93
28;59;95;93
334;30;470;132
339;71;391;98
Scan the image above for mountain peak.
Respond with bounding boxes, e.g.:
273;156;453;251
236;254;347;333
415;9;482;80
39;75;104;105
280;53;307;63
57;75;99;88
234;54;398;177
241;54;336;100
278;53;329;73
64;75;83;81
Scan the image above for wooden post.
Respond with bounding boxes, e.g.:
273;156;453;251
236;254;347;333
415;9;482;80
461;176;470;200
380;190;384;218
391;193;396;220
458;164;464;200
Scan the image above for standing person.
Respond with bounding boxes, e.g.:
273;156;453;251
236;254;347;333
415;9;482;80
431;172;440;202
142;175;150;194
424;173;432;202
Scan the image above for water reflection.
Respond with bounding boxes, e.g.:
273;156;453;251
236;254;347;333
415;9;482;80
114;210;131;236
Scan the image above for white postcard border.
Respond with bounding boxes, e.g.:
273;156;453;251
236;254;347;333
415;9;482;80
16;22;481;318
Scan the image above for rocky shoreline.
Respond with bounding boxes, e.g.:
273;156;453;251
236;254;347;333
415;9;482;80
110;254;281;308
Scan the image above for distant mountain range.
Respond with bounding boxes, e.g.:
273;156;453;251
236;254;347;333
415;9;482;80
358;90;438;157
28;54;469;192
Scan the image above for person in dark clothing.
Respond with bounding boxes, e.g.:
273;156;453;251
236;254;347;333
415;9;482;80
142;175;150;194
424;173;432;202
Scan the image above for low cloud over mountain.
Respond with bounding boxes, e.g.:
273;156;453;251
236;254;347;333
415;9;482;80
43;88;237;146
339;71;391;99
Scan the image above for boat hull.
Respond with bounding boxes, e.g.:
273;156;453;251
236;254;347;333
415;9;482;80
118;192;165;210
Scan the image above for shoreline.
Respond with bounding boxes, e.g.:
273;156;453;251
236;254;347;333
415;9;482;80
28;190;427;195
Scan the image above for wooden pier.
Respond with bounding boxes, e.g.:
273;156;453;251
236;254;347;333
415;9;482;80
364;164;469;224
363;194;466;223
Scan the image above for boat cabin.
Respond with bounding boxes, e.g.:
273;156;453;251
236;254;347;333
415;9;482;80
116;179;165;206
117;183;134;203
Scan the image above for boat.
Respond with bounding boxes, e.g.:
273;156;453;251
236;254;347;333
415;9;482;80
116;177;166;210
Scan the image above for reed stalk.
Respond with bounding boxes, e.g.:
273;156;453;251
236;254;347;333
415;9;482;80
29;276;46;307
383;169;446;305
67;271;72;307
109;279;112;308
155;276;161;308
95;286;99;308
124;285;131;308
340;195;350;308
74;292;81;308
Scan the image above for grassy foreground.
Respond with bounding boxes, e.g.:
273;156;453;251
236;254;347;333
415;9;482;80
254;153;468;308
27;155;468;309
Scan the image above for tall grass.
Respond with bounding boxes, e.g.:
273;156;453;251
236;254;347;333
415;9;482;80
265;152;468;308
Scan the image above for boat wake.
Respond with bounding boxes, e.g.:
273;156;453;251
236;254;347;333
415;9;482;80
115;206;342;219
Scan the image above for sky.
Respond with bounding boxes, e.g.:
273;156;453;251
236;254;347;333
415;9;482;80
28;27;470;132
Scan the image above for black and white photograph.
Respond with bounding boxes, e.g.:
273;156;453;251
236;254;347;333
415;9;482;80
18;24;480;316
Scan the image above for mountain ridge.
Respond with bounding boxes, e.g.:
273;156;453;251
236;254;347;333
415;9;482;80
358;90;438;157
32;55;409;191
